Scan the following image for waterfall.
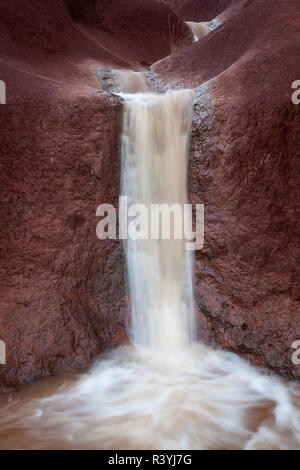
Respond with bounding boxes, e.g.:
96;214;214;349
0;71;299;451
120;90;195;351
185;21;211;42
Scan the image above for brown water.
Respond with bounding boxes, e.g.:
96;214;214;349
120;89;195;350
185;21;211;41
0;72;299;450
0;345;299;450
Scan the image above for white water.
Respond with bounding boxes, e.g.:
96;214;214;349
121;89;195;351
185;21;211;42
0;72;300;450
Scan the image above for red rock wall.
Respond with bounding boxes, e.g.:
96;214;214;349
153;0;300;379
0;0;191;389
173;0;232;21
0;0;190;103
64;0;192;64
0;93;130;390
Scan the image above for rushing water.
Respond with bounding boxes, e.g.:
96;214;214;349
121;89;195;351
0;72;299;450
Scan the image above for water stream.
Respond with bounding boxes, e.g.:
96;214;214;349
0;71;299;450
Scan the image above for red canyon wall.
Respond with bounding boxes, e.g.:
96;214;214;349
0;0;190;390
174;0;232;21
153;0;300;379
0;0;190;103
0;94;130;390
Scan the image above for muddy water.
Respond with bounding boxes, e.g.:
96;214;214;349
0;71;299;450
0;345;299;449
120;89;195;350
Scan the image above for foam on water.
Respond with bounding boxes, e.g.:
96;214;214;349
0;344;299;449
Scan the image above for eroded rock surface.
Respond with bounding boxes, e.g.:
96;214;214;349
0;0;190;389
0;93;131;390
1;0;299;389
153;0;300;379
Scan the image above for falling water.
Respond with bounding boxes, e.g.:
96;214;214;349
113;69;149;93
0;71;300;450
185;21;211;41
121;89;195;351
